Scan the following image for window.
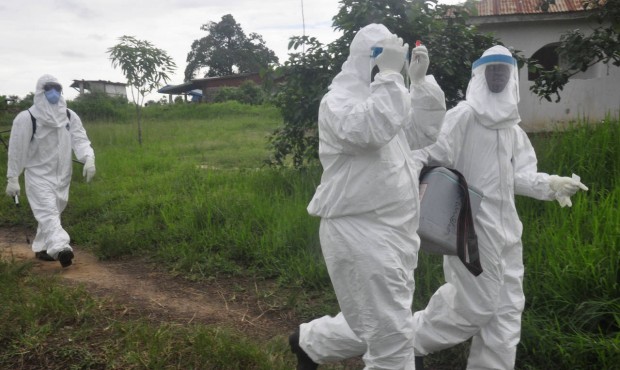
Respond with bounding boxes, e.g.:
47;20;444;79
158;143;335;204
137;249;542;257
529;42;602;81
528;43;560;81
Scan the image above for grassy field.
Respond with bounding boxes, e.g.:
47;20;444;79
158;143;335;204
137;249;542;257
0;102;618;368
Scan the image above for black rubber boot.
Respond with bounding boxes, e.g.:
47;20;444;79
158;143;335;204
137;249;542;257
57;250;74;268
415;356;425;370
35;251;55;261
289;329;318;370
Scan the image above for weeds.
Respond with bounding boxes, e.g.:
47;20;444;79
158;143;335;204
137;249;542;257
0;104;617;368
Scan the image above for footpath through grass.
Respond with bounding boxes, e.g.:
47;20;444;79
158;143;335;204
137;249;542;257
0;102;618;368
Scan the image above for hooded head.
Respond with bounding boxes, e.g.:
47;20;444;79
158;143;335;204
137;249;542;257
31;74;69;128
465;45;520;129
328;24;394;98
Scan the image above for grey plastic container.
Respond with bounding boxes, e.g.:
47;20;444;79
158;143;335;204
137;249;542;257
418;167;483;255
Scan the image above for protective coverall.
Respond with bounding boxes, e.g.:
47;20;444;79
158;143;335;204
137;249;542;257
6;74;95;265
412;46;587;369
297;24;446;369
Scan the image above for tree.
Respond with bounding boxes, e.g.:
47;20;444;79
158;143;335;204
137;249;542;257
268;37;341;167
527;0;620;102
108;35;176;145
268;0;498;167
184;14;279;80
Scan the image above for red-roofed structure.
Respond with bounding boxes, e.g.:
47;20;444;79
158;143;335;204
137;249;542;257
467;0;619;131
475;0;586;16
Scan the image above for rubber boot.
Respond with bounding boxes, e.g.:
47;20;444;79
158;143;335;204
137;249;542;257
289;329;318;370
57;249;74;268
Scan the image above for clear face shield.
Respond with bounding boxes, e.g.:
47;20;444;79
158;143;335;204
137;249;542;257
485;64;511;93
472;53;518;94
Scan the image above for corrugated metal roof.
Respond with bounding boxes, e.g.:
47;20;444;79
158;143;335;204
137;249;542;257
475;0;587;16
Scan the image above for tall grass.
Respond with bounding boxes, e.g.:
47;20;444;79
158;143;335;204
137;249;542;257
0;102;329;290
1;102;617;368
515;119;619;369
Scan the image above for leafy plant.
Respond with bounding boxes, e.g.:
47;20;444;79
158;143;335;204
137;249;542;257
213;81;265;105
108;35;176;145
67;91;129;123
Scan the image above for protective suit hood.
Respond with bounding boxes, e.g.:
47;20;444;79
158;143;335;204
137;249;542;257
30;74;69;128
328;23;393;99
463;45;520;129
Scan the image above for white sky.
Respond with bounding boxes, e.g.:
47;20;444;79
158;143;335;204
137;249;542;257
0;0;460;102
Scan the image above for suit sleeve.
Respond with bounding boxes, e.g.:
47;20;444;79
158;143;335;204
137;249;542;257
6;111;32;179
68;109;95;163
512;127;555;200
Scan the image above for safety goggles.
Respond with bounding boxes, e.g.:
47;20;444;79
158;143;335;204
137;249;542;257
43;82;63;92
370;46;411;62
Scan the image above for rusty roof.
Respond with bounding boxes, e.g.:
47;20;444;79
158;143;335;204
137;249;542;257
474;0;589;16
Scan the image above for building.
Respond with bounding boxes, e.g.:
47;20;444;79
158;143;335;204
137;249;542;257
158;72;264;103
470;0;620;131
70;80;127;98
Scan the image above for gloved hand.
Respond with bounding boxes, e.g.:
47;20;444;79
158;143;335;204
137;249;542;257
549;174;588;207
83;157;96;183
6;177;20;197
408;45;429;85
374;35;408;76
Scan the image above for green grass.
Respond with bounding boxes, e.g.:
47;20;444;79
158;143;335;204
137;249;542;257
1;103;618;368
0;259;293;370
513;119;620;369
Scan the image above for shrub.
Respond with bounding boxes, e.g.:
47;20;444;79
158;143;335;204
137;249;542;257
68;92;130;122
213;81;265;105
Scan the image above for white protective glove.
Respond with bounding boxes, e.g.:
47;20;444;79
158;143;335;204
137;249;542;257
374;35;409;76
82;157;96;183
6;177;20;197
408;45;429;85
549;174;588;207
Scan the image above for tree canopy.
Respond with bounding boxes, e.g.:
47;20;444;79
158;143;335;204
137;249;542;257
184;14;279;81
268;0;498;167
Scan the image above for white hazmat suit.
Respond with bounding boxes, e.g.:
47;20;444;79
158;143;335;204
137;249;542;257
412;46;587;369
6;74;95;266
297;24;446;369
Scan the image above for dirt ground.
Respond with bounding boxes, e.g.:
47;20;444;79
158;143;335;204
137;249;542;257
1;226;454;369
0;226;297;342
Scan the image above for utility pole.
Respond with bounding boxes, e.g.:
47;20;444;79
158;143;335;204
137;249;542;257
301;0;306;54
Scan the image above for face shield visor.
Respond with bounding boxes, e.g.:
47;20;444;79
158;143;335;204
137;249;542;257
465;46;521;128
472;54;517;94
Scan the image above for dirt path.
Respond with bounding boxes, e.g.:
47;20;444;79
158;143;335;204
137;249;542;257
0;226;294;341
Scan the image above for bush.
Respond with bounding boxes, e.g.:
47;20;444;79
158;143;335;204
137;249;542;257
213;81;265;105
67;92;130;122
0;94;33;126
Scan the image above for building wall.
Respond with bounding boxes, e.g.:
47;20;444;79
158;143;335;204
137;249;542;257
89;82;127;97
476;18;620;131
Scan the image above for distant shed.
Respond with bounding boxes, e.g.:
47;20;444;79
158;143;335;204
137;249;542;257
70;80;127;98
160;72;265;103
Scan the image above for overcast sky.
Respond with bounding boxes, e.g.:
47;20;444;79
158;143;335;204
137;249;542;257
0;0;458;102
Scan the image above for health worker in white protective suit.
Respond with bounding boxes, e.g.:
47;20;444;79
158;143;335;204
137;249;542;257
6;74;96;268
288;24;446;369
412;45;588;370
